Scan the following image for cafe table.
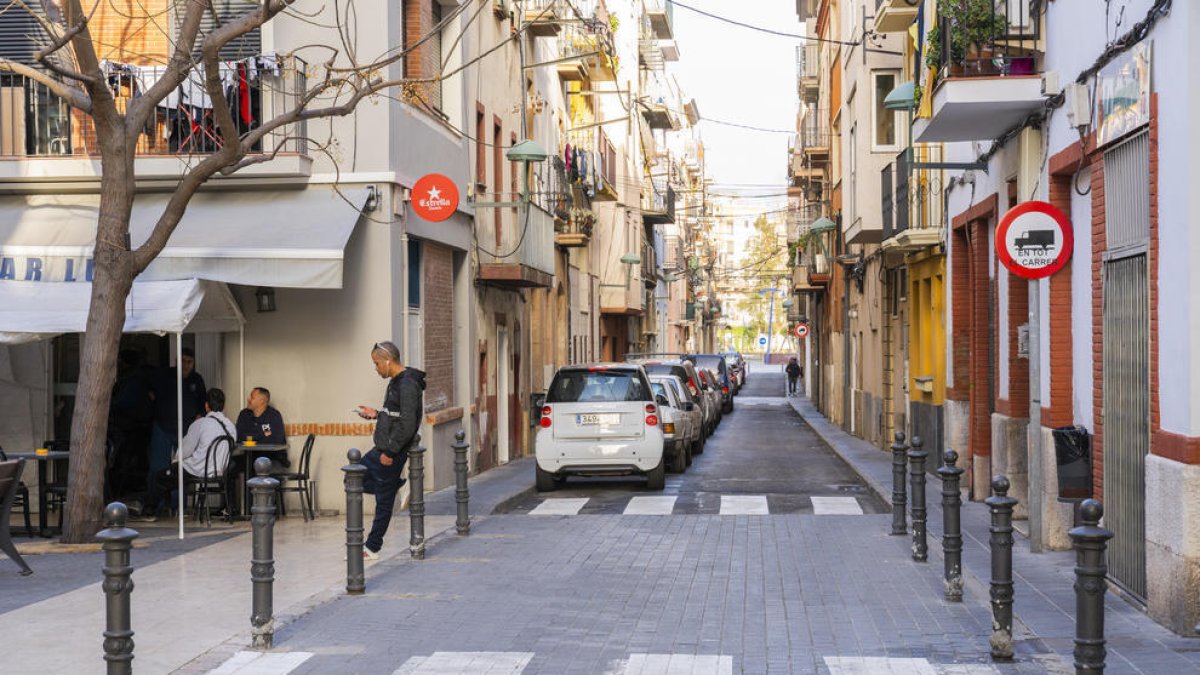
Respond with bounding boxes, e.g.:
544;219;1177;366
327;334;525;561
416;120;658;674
232;443;288;517
6;450;70;537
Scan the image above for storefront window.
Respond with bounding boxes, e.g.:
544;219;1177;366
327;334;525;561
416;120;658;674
408;239;422;308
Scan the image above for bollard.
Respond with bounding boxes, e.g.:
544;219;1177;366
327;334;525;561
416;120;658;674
96;502;139;675
908;435;928;562
938;449;965;602
248;457;279;649
453;429;470;535
986;475;1018;660
890;431;908;536
408;434;426;560
1069;499;1114;674
342;448;367;594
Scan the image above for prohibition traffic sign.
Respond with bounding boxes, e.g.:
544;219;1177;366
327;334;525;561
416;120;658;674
794;323;809;338
412;173;460;222
995;200;1073;280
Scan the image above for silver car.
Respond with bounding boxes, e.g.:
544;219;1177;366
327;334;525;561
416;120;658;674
649;375;702;470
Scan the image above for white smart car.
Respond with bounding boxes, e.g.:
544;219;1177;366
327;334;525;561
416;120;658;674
535;363;666;491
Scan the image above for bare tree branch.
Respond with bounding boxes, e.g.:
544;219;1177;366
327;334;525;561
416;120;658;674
58;0;117;127
125;0;210;131
0;57;91;110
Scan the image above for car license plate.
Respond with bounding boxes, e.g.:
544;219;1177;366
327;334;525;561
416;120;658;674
577;413;620;426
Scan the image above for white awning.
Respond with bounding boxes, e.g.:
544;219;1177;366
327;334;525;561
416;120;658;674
0;186;368;289
0;278;218;344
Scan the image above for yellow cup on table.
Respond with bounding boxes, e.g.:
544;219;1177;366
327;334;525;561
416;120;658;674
244;438;257;447
35;447;49;456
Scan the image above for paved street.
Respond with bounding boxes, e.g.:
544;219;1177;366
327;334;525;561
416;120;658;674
200;365;1066;674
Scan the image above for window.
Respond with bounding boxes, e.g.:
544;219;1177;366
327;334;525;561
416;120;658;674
475;104;486;188
848;123;857;225
403;0;443;112
408;239;422;308
546;369;651;403
872;71;901;150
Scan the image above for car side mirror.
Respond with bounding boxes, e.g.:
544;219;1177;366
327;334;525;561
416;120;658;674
656;394;669;407
683;402;696;412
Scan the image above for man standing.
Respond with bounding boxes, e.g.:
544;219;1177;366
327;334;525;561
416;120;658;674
355;341;425;560
785;357;802;396
237;387;287;446
142;347;206;518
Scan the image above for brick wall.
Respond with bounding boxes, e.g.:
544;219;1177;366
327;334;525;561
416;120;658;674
83;0;172;64
1044;143;1085;429
996;270;1029;417
404;0;442;111
1090;156;1106;501
422;241;454;414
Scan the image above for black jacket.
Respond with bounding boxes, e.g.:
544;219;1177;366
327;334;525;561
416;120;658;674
374;368;426;458
785;362;802;378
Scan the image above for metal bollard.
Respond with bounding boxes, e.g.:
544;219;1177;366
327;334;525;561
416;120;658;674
453;429;470;535
986;475;1018;660
1069;499;1114;674
96;502;139;675
408;434;426;560
890;431;908;536
248;457;279;649
908;435;928;562
342;448;367;594
938;449;965;602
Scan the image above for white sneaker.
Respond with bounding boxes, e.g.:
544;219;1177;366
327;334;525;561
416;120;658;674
363;547;381;561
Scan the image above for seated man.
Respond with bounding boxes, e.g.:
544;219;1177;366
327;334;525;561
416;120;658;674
139;388;235;521
237;387;287;446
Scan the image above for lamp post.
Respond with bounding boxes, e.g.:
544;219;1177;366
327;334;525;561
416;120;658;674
759;285;782;362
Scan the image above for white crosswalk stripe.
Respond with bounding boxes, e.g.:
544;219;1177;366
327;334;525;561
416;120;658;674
623;495;677;515
207;651;314;675
394;652;535;674
823;656;1000;674
529;498;589;516
811;496;864;515
718;495;769;515
607;653;734;675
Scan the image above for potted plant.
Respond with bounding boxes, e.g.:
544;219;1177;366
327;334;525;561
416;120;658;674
937;0;1007;75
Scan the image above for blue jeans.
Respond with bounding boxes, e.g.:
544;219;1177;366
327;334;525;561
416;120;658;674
145;423;177;514
361;448;408;553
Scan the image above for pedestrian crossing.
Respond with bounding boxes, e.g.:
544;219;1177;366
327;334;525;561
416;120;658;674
206;652;1002;674
522;494;868;516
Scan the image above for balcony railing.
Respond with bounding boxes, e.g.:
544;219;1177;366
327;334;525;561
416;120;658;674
881;149;910;241
0;59;307;159
931;0;1043;80
644;0;674;40
801;108;829;154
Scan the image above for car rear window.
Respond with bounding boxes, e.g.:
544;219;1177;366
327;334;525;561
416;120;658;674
650;382;669;402
643;364;686;380
546;369;650;403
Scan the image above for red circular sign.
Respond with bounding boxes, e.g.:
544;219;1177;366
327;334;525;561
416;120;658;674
995;200;1074;280
794;323;809;338
411;173;460;222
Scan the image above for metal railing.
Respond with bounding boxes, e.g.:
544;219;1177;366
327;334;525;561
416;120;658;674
933;0;1043;79
0;59;307;159
801;108;829;151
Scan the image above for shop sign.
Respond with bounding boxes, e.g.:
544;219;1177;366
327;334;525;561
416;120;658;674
0;256;94;282
412;173;460;222
1096;41;1151;146
793;323;809;338
995;201;1073;280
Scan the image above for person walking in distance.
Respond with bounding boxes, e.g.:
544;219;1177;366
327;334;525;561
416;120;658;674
355;341;426;560
785;357;802;396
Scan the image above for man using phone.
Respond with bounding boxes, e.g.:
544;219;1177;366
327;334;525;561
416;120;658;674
355;340;425;559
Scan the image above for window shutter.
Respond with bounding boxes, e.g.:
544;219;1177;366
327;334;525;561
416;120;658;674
0;7;50;66
177;0;263;61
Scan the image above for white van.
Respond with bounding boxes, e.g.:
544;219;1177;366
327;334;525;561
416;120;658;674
534;364;666;491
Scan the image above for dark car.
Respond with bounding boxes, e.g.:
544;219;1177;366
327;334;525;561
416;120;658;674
687;354;734;413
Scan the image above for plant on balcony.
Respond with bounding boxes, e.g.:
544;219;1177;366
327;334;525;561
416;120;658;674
934;0;1007;73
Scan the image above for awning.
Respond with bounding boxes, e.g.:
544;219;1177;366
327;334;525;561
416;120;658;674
0;186;368;289
0;278;243;344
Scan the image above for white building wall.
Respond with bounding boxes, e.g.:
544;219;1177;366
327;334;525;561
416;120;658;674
1070;167;1094;428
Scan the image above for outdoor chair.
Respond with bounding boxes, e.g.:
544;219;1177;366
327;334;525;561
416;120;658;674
188;435;233;527
273;434;316;521
0;459;33;575
0;449;34;538
42;440;69;527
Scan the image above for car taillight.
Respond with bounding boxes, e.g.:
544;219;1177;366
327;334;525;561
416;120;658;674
645;403;657;414
645;414;659;426
688;379;697;395
540;405;552;428
722;386;729;394
662;422;675;433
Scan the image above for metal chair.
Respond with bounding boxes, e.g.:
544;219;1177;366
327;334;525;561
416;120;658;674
0;449;34;538
0;459;33;575
187;435;233;526
272;434;316;521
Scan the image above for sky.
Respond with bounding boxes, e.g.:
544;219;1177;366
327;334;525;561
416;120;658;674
669;1;805;203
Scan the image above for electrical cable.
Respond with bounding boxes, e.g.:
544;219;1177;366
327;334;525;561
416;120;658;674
670;0;860;46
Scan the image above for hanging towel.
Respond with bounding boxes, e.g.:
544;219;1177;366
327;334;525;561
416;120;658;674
238;62;253;125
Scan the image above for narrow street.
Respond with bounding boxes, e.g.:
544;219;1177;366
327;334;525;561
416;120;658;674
248;365;1054;674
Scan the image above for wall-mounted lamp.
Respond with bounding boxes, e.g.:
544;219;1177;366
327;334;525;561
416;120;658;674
782;299;795;309
363;185;380;212
255;286;277;313
600;253;643;289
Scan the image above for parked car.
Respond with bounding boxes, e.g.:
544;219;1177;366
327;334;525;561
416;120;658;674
649;378;693;472
723;354;743;393
535;363;665;491
697;369;723;432
649;374;703;465
627;358;712;441
723;352;746;388
688;354;734;413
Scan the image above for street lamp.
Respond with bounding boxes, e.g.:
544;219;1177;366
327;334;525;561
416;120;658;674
600;253;642;289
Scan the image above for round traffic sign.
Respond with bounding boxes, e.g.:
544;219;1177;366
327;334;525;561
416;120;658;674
794;323;809;338
411;173;460;222
995;200;1073;280
757;336;768;346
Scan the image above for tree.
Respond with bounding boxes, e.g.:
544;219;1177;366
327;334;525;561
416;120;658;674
1;0;465;542
732;215;786;344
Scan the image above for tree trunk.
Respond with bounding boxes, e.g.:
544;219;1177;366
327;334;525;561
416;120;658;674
61;138;137;543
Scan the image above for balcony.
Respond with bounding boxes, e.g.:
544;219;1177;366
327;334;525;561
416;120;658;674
556;22;616;81
640;98;679;130
638;35;666;72
641;243;658;288
0;60;309;183
644;0;674;40
798;43;819;99
523;0;566;37
555;208;594;248
880;149;941;254
642;180;674;225
477;203;556;288
913;2;1045;142
801;108;829;162
875;0;921;34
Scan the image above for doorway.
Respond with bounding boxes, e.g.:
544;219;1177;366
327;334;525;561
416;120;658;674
497;327;511;464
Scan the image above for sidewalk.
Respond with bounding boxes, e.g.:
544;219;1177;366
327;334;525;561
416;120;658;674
786;393;1200;673
0;457;538;675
